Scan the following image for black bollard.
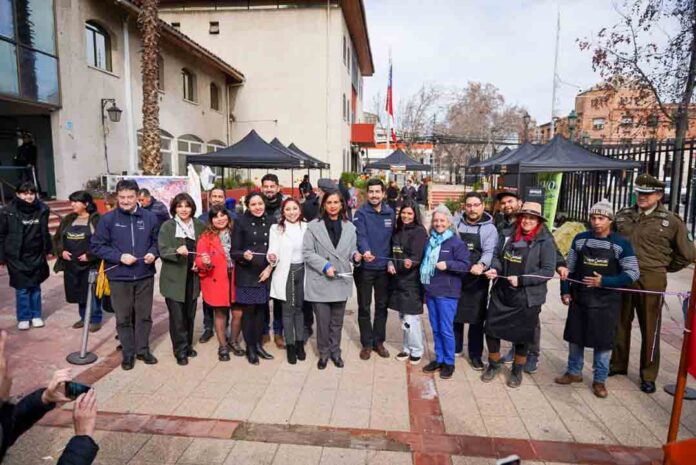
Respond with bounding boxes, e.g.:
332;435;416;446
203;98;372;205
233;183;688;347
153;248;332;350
66;269;98;365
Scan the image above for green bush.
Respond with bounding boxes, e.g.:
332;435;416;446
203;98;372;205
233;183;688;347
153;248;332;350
214;176;255;189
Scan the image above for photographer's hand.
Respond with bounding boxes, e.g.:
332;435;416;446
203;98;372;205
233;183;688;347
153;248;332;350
73;389;97;437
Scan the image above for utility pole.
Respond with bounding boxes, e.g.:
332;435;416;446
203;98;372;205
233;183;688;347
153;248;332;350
550;9;560;137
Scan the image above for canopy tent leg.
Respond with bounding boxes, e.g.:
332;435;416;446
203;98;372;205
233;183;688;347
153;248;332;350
247;168;252;193
516;172;521;194
291;168;294;198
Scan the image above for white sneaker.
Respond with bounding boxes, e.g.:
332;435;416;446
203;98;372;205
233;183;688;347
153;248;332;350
31;318;45;328
17;321;30;330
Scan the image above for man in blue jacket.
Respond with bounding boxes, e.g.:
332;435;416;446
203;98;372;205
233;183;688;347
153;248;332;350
91;180;159;370
137;188;170;226
353;178;395;360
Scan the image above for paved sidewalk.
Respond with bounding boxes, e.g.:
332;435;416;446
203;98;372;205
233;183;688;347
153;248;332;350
1;265;695;464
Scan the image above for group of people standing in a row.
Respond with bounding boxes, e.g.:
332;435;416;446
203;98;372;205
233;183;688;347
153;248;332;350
1;173;692;398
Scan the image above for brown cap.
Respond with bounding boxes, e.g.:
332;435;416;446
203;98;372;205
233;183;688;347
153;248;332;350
634;174;665;193
516;201;546;221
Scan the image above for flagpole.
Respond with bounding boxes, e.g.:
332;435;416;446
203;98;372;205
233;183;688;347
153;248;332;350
386;49;392;183
666;266;696;442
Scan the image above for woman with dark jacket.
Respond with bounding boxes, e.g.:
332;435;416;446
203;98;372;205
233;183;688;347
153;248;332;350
54;191;102;332
420;205;471;379
483;202;556;388
303;192;360;370
231;192;275;365
158;193;205;366
0;182;52;330
388;200;428;365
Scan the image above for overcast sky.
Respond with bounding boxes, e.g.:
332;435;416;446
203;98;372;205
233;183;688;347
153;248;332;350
362;0;629;125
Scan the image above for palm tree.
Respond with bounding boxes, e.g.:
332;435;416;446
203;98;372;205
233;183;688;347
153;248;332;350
138;0;161;175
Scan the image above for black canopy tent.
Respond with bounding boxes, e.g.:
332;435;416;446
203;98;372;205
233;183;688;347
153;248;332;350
364;148;432;171
288;143;330;171
470;147;512;173
500;135;641;173
187;129;304;168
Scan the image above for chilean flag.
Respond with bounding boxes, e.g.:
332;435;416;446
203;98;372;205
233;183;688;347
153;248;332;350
386;59;397;144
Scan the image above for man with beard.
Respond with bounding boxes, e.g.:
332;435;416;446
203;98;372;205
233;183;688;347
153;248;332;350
261;174;287;348
454;192;498;370
354;178;395;360
495;191;568;372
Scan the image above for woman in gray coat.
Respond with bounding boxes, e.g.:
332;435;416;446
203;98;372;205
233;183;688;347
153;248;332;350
303;192;361;370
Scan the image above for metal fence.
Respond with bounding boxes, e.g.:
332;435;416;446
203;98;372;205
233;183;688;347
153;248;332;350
557;139;696;231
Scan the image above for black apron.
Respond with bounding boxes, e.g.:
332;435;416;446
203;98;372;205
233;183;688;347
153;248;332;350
485;239;540;343
563;237;622;350
455;222;489;324
62;222;94;304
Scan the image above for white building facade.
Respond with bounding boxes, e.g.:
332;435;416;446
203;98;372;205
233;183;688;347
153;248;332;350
1;0;243;199
158;0;374;183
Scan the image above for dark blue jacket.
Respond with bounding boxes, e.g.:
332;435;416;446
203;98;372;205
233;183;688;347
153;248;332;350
353;202;395;270
423;235;471;298
142;197;170;226
90;206;159;281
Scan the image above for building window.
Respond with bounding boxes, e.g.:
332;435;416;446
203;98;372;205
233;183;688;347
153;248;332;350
592;118;605;130
210;82;220;111
209;21;219;34
157;54;164;90
171;22;180;30
620;115;633;127
177;134;204;176
342;94;347;121
347;46;351;74
342;35;346;65
85;21;112;71
182;68;196;102
137;129;174;175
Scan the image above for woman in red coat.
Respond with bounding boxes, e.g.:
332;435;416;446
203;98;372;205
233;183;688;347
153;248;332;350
195;204;242;361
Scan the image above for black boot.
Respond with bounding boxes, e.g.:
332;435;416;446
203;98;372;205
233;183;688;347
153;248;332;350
507;363;524;388
256;344;274;360
218;346;230;362
296;341;306;361
286;344;297;365
246;345;259;365
481;359;502;383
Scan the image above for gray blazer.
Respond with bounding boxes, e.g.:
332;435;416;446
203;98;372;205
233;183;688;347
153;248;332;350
303;218;357;302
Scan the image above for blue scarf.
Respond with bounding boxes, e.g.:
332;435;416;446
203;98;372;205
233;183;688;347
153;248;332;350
420;229;454;285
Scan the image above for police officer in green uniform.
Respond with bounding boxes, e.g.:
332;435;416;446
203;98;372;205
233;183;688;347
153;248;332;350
610;174;696;393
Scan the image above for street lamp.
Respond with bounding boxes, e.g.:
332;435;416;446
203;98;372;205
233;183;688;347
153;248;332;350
101;98;122;174
522;111;530;143
568;109;577;141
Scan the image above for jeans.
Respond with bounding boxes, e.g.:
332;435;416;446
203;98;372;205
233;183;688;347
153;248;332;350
527;321;542;357
78;291;103;324
425;296;458;365
354;268;390;348
454;321;484;359
400;313;424;358
568;342;611;383
263;300;284;336
16;287;42;322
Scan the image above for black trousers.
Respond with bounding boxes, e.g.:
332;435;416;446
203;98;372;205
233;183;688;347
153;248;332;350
354;268;389;348
303;300;314;332
203;302;214;332
486;336;528;358
454;322;485;358
242;304;266;346
165;297;197;357
109;277;154;358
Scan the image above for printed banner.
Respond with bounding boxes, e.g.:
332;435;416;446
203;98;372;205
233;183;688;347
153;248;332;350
106;175;188;211
537;172;563;225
